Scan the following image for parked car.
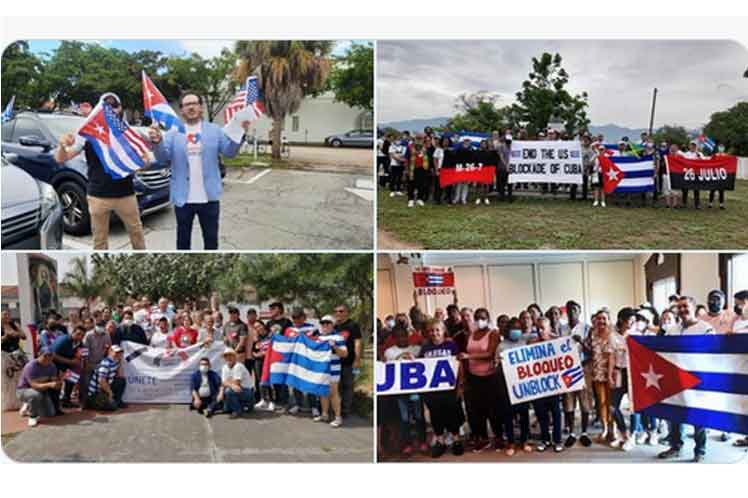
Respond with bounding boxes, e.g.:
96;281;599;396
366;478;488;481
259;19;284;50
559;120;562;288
1;154;64;249
324;129;374;148
1;111;172;236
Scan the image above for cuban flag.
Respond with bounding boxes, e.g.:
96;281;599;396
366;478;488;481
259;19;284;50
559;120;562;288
561;365;584;389
1;95;15;124
698;134;716;152
260;332;332;396
628;335;748;435
63;370;80;384
457;130;490;148
599;154;655;194
142;71;185;133
77;102;151;180
412;268;455;288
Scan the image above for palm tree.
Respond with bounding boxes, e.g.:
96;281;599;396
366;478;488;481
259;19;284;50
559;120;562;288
234;41;333;159
62;256;101;307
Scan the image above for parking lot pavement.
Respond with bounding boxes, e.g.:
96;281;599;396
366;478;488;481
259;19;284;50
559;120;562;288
63;167;374;250
2;404;373;463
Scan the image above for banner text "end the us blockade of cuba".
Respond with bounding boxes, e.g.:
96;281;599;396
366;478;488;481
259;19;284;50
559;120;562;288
509;140;584;185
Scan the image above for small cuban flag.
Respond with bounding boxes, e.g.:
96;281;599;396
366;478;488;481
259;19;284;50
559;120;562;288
77;101;151;180
599;154;655;194
1;95;15;124
628;335;748;435
142;71;185;133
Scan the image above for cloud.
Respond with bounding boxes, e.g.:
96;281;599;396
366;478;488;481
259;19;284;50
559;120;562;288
378;40;748;128
178;40;233;58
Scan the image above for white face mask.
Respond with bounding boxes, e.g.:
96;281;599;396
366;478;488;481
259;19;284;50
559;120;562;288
477;319;488;329
386;319;395;328
199;365;209;374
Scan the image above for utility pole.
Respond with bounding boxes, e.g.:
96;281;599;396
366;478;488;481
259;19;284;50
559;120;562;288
648;88;658;136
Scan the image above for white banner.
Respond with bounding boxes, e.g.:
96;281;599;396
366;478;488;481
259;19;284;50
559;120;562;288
121;341;226;404
376;356;459;396
509;140;584;184
502;336;585;405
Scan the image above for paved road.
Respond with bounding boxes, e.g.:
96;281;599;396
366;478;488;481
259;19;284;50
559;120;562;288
3;405;372;463
63;167;374;250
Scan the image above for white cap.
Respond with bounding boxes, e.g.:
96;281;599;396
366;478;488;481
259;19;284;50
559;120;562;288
320;315;335;323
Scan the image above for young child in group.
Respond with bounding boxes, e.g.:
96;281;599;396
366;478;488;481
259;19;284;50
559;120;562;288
384;325;427;457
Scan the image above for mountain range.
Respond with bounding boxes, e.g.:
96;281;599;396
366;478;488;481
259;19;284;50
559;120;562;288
380;118;698;141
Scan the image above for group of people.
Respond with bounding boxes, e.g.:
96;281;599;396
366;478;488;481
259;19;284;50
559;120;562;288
54;91;253;250
376;288;748;461
3;296;362;428
377;127;730;210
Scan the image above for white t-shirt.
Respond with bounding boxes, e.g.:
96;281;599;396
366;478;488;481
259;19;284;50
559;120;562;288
185;122;208;204
732;317;748;334
680;320;715;335
433;147;444;171
221;362;253;389
198;373;211;397
150;331;169;349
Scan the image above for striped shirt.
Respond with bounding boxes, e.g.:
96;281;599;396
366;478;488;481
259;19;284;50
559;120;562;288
88;357;121;397
319;334;347;379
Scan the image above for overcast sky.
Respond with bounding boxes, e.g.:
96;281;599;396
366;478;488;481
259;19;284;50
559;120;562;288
377;40;748;128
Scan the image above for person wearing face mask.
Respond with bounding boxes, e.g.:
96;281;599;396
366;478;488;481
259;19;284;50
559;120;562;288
190;357;221;417
703;289;736;335
457;308;502;453
500;317;534;453
560;301;593;448
518;310;538;339
496;130;513;202
731;290;748;334
112;310;148;346
658;309;680;336
419;319;464;458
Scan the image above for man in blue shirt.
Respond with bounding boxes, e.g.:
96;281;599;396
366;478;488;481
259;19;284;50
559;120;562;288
51;325;85;408
148;91;251;250
86;344;127;411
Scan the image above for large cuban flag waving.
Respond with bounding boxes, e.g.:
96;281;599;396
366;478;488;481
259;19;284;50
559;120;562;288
260;332;333;397
599;154;656;194
627;335;748;435
77;102;151;180
142;71;185;133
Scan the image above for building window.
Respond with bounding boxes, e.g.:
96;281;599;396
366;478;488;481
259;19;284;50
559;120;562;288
729;254;748;300
653;277;677;312
292;116;300;132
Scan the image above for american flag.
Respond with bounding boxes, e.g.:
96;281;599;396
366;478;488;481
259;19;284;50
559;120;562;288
224;75;265;124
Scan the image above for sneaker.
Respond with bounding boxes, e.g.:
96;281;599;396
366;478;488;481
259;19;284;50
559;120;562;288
658;448;682;459
452;440;465;456
536;441;549;452
229;412;241;419
267;402;275;412
19;403;29;418
312;407;320;418
313;414;326;422
330;417;343;428
475;199;481;205
416;200;425;207
622;439;635;451
205;409;213;419
693;454;705;463
646;432;657;446
473;439;491;453
431;441;447;458
553;444;564;453
28;417;38;427
254;400;268;410
484;199;490;205
610;438;623;449
593;200;599;207
720;204;726;210
389;192;396;198
522;443;533;453
287;405;300;415
564;434;577;448
407;200;415;208
601;201;606;207
579;433;592;447
635;432;648;445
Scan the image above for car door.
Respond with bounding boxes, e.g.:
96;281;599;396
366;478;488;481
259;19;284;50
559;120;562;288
345;130;361;146
359;130;374;148
3;116;58;184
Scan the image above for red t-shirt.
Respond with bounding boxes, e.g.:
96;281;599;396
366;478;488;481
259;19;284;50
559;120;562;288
169;327;198;348
383;330;424;351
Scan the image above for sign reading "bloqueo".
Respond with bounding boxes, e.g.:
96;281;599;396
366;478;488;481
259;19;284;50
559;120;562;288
375;357;459;395
502;336;585;405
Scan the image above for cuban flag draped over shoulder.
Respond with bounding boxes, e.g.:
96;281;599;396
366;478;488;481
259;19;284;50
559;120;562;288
142;71;185;133
260;332;332;397
627;335;748;435
77;102;151;180
599;154;655;194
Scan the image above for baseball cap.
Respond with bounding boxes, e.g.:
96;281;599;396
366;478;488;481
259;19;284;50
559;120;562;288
111;345;123;353
320;314;335;324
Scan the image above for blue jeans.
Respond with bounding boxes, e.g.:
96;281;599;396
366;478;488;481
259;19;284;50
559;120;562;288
396;395;426;444
223;387;254;416
668;422;708;456
631;412;657;433
175;201;220;250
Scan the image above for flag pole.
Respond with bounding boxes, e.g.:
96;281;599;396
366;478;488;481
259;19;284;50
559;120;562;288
648;87;658;137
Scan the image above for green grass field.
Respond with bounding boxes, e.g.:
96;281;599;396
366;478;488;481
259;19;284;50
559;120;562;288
378;180;748;250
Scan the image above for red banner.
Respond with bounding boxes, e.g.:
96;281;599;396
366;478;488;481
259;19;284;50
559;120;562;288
666;154;737;191
412;266;455;296
439;165;496;187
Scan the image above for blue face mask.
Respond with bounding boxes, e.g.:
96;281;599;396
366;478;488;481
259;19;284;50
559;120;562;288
509;329;522;342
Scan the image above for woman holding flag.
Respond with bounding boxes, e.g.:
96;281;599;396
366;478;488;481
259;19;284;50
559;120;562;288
315;315;348;428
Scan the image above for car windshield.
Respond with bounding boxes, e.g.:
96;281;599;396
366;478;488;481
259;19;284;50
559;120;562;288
39;115;86;139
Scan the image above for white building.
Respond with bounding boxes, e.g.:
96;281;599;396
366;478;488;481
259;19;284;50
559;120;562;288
215;91;372;145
